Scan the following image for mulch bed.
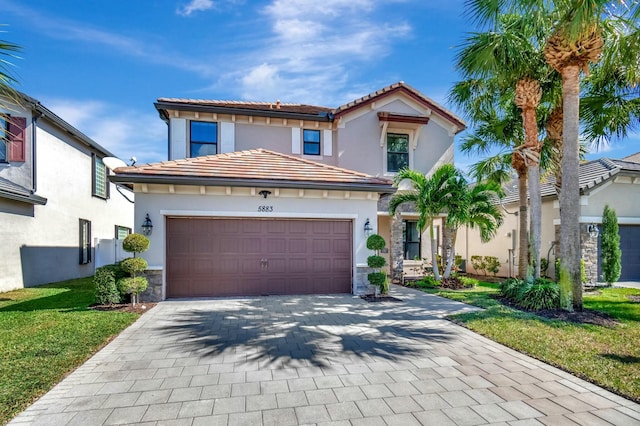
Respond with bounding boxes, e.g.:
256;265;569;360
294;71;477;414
360;295;403;303
89;303;157;314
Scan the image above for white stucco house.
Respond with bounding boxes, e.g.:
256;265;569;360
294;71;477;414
0;93;134;292
111;82;465;300
455;156;640;283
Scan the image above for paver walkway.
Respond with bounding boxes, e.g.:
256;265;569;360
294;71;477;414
10;285;640;425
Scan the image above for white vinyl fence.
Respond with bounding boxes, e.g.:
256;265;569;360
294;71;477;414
95;238;128;270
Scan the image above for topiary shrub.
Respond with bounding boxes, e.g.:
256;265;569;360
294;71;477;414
122;233;150;256
367;255;386;269
366;233;388;295
94;264;125;304
366;234;386;251
120;257;148;275
117;277;148;303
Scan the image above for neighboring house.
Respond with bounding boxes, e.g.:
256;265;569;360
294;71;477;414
111;82;465;300
0;93;134;292
456;156;640;283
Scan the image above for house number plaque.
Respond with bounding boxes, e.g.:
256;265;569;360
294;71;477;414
258;206;274;212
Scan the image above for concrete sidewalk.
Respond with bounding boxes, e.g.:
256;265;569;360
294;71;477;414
10;285;640;425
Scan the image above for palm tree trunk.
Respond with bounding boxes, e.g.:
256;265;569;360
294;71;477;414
443;226;456;278
517;171;529;279
528;162;542;279
560;65;583;311
429;221;441;281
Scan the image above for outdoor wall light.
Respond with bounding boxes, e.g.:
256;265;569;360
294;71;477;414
258;190;272;199
364;218;373;236
587;223;599;239
141;214;153;236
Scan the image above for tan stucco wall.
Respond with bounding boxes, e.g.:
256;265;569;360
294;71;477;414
582;179;640;220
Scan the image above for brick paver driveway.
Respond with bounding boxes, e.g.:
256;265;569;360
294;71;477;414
11;285;640;425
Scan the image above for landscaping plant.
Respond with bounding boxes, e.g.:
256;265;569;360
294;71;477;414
470;255;487;276
119;233;150;305
601;205;621;286
366;234;388;295
94;263;126;304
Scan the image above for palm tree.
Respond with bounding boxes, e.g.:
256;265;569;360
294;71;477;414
388;165;461;281
455;11;554;280
0;32;21;109
450;78;531;279
442;179;505;278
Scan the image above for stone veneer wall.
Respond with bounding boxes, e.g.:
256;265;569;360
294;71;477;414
355;266;377;295
580;225;599;285
378;195;416;283
141;270;163;302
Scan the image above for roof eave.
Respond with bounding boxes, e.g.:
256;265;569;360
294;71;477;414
154;102;333;122
0;189;48;205
110;174;395;194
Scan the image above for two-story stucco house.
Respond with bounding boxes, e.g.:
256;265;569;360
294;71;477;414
111;82;465;300
0;93;134;292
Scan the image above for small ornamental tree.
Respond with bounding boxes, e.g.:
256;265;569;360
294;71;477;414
119;233;150;305
601;205;622;285
366;234;388;295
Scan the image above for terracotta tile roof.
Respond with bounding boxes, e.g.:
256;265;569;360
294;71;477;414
501;157;640;204
156;98;333;116
112;149;394;191
333;81;466;132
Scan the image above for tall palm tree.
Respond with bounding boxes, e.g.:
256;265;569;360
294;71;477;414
0;32;21;108
450;78;531;279
388;165;461;281
455;11;553;279
442;179;505;278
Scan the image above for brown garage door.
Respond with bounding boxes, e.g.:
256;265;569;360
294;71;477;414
166;217;353;298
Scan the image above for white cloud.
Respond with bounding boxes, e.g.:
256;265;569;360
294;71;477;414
177;0;215;16
218;0;412;105
44;98;167;165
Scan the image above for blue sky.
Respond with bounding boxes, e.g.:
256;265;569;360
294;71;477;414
1;0;638;169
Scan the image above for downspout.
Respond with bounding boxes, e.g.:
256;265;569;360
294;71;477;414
31;107;45;193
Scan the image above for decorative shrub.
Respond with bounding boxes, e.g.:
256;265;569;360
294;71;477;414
367;255;386;269
518;279;560;311
458;275;478;288
94;264;125;304
122;233;150;256
540;257;550;277
485;256;501;276
601;205;622;285
500;278;527;300
120;257;148;275
366;234;386;251
416;275;439;288
470;255;487;275
117;277;148;305
366;233;388;295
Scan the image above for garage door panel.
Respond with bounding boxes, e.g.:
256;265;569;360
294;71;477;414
167;218;352;297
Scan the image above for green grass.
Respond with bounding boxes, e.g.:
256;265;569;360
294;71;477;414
0;277;140;425
427;283;640;402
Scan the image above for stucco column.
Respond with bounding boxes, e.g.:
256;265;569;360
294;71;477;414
580;225;599;286
390;212;404;283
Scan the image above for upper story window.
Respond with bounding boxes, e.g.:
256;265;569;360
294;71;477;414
387;133;409;173
115;225;131;239
303;129;321;155
403;220;421;260
190;121;218;157
0;117;7;162
92;155;108;199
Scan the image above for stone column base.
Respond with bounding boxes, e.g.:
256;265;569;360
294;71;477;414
140;270;163;302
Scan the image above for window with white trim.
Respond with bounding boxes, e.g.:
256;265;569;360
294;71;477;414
303;129;321;155
387;133;409;172
190;121;218;157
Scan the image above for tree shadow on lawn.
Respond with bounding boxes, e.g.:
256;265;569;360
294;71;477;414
157;295;456;368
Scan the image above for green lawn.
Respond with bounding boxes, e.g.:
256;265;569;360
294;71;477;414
0;277;140;425
426;282;640;402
